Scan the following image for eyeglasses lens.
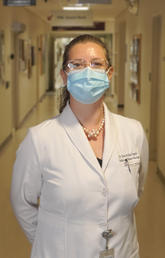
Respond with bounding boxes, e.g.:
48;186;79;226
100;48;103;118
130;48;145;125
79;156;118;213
67;59;108;71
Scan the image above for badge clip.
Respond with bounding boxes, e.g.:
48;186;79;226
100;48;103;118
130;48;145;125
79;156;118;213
99;229;114;258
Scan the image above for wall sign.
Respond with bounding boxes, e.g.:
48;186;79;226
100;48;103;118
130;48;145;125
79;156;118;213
52;11;93;27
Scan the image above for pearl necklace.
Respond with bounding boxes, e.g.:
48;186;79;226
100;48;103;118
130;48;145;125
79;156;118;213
83;117;105;139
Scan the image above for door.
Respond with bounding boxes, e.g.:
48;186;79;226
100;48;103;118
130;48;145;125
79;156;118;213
11;32;19;129
149;15;162;161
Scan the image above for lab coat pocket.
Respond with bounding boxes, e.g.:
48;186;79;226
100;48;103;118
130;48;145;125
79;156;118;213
31;208;66;258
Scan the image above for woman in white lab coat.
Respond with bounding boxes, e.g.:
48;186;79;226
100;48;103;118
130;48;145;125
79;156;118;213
11;34;148;258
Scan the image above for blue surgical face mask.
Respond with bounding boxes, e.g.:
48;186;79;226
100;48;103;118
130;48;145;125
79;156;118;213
67;67;110;104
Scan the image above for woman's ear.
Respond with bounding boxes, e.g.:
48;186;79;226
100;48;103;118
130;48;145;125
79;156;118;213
107;66;114;80
60;69;67;85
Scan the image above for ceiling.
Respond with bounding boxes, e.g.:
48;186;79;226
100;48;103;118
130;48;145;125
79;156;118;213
25;0;127;25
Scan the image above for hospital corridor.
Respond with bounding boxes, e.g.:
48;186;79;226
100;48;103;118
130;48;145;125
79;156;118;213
0;0;165;258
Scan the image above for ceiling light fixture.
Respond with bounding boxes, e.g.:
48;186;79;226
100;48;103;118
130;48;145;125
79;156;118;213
63;6;89;11
78;0;112;3
3;0;36;6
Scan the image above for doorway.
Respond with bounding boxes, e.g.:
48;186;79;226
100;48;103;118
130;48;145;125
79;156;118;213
117;21;126;108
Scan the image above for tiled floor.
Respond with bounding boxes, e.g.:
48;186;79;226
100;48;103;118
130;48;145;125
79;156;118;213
0;94;165;258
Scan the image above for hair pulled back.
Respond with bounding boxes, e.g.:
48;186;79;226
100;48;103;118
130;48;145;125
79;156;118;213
59;34;111;113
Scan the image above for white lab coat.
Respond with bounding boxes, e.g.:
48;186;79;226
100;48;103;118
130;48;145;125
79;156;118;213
11;103;148;258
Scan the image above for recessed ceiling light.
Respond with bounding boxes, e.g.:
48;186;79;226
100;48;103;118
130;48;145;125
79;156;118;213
63;6;89;11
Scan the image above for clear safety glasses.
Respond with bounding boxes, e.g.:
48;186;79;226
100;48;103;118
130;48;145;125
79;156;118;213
65;58;109;72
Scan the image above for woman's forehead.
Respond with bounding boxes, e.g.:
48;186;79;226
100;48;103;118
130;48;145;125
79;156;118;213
68;42;106;60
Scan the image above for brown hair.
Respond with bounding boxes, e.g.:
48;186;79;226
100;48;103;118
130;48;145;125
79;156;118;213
60;34;111;113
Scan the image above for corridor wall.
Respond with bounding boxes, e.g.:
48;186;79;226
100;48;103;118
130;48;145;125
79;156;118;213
115;0;165;176
0;3;50;147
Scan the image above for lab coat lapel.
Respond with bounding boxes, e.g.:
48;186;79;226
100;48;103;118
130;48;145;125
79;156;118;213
58;103;101;173
102;104;117;173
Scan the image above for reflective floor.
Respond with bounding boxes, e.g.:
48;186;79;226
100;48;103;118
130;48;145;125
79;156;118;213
0;94;165;258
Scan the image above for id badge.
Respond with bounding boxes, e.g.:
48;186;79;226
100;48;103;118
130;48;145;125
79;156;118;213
99;248;114;258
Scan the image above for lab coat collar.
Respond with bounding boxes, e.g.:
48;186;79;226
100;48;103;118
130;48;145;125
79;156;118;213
58;102;117;175
102;103;117;173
